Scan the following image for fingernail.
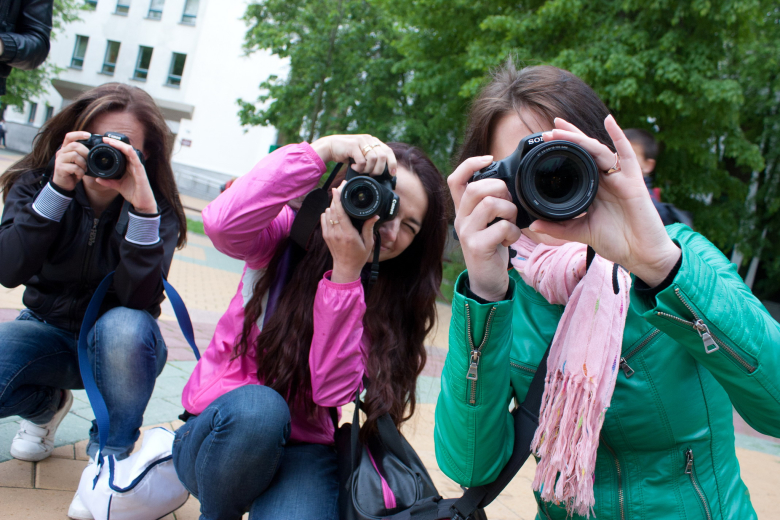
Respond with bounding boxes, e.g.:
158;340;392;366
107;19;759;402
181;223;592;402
542;132;553;139
483;155;493;161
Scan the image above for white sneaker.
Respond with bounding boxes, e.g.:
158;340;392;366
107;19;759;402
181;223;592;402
10;389;73;462
68;490;94;520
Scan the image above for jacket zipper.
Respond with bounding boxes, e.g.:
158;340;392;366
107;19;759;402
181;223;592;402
618;329;661;378
510;361;535;374
655;288;756;373
602;436;625;520
73;217;100;329
464;303;497;405
684;448;712;520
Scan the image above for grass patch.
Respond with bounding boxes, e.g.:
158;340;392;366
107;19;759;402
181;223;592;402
187;218;205;235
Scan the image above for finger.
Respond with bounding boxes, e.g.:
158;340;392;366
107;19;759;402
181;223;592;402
462;196;518;232
62;162;86;180
102;137;146;174
458;179;514;219
67;150;88;172
478;220;523;248
331;187;349;223
362;147;378;175
320;212;331;242
350;141;367;173
603;115;641;178
553;117;587;137
370;145;388;176
447;156;494;211
541;128;616;171
62;131;92;148
95;177;122;190
376;143;397;175
529;216;589;245
361;216;380;247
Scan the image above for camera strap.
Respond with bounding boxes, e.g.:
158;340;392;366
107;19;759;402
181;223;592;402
288;162;342;251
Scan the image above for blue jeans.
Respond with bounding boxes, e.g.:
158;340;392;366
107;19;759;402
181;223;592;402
0;308;167;459
172;385;339;520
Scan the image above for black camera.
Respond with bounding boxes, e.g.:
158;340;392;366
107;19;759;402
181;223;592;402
78;132;144;180
340;163;400;229
469;132;599;228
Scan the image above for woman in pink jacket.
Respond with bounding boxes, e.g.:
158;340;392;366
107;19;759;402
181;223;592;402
172;135;449;519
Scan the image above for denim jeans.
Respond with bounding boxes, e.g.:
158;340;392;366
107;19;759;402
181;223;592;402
0;308;167;459
172;385;339;520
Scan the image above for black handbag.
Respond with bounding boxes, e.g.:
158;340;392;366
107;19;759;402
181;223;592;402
334;343;550;520
334;379;440;520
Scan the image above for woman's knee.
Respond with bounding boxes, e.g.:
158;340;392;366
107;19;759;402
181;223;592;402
89;307;165;366
211;386;291;443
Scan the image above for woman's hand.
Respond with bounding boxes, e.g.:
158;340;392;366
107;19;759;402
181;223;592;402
94;137;157;214
321;181;380;283
311;134;397;176
52;131;92;191
530;115;680;287
448;156;523;301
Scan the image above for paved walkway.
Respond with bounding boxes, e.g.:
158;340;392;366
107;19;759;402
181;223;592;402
1;160;778;518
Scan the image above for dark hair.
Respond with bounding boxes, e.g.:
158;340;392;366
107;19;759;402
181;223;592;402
458;62;615;165
623;128;659;160
237;142;449;435
0;83;186;247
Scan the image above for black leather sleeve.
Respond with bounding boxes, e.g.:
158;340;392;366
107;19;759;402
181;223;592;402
112;201;179;311
0;175;65;288
0;0;52;70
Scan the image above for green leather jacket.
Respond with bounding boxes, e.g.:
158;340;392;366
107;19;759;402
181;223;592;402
435;225;780;520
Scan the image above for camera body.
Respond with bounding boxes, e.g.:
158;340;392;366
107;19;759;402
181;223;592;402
469;132;599;228
78;132;144;180
340;163;400;229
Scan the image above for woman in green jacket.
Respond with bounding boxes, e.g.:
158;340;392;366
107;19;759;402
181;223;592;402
435;63;780;519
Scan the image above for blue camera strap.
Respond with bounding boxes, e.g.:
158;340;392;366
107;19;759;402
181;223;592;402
77;271;201;471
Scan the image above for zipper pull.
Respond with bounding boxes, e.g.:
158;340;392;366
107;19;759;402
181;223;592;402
466;350;481;381
694;320;719;354
684;449;694;474
88;218;99;246
619;358;635;378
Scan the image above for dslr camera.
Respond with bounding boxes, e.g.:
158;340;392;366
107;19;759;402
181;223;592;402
469;132;599;228
78;132;144;180
340;163;399;229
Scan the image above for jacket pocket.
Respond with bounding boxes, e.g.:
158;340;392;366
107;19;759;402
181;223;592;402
684;448;713;520
15;309;44;322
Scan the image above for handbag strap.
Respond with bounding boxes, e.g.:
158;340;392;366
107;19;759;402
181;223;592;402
77;271;201;466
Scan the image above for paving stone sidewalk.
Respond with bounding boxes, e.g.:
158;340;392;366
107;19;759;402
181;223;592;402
1;184;778;519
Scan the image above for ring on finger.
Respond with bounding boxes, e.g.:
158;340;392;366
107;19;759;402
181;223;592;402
361;144;373;156
330;219;339;225
606;153;621;174
370;143;381;149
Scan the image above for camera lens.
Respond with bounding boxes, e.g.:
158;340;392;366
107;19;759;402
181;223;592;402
534;156;580;203
350;186;375;210
92;149;116;172
86;144;125;179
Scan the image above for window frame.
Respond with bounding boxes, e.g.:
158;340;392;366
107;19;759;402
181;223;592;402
70;35;89;69
165;52;186;87
28;103;38;124
180;0;198;25
44;106;54;123
85;0;98;10
146;0;164;19
115;0;130;15
132;45;153;82
100;40;121;76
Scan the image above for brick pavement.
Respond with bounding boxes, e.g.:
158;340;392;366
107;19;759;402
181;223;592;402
0;182;778;518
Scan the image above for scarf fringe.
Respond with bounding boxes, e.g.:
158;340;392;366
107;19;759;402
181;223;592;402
531;369;603;518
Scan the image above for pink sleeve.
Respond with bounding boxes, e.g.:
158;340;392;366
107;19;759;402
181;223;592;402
309;270;368;407
202;143;326;269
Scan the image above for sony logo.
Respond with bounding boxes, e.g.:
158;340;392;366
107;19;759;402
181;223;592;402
527;136;544;145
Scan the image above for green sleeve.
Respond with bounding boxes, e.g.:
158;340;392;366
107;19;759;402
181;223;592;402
434;270;517;487
643;224;780;436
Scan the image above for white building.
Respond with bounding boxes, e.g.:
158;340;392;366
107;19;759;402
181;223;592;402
4;0;286;199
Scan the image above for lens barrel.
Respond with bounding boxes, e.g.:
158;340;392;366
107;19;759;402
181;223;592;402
515;141;598;221
341;176;383;220
86;144;126;179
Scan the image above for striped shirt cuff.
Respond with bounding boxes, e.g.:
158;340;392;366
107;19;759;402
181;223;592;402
32;183;73;222
125;212;161;245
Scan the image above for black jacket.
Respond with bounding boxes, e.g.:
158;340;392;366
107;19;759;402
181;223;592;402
0;171;179;332
0;0;53;95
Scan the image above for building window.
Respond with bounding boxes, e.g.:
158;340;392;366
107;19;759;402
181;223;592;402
101;41;120;75
28;103;38;124
85;0;98;10
165;52;186;87
180;0;198;25
115;0;129;14
44;106;54;122
70;35;89;69
147;0;164;19
133;46;153;81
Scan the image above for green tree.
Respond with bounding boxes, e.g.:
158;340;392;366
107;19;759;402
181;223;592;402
238;0;407;146
2;0;82;112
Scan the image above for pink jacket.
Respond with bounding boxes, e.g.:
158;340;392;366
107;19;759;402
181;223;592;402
181;143;368;445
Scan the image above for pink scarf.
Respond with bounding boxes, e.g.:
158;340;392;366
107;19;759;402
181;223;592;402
510;235;631;518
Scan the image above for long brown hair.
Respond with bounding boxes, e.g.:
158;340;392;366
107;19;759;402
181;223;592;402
458;62;615;165
1;83;186;247
237;142;449;434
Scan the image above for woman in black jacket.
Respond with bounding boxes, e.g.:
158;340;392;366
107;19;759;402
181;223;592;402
0;83;186;513
0;0;53;95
